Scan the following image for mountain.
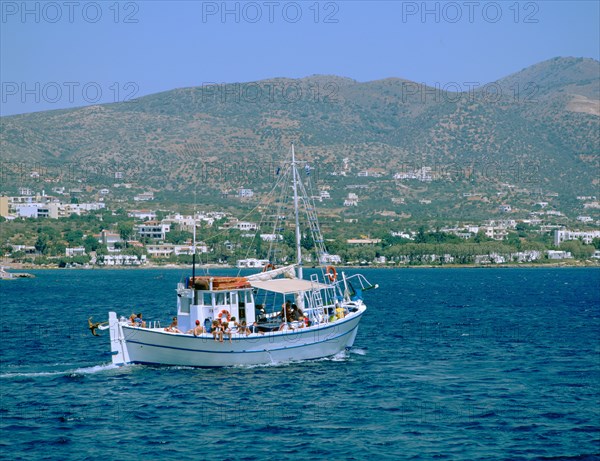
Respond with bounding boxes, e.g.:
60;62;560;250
1;57;598;221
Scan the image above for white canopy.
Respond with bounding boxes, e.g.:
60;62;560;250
249;278;330;294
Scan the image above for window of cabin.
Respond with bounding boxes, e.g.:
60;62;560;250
215;292;229;306
180;299;190;314
203;293;213;306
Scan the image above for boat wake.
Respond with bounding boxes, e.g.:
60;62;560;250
348;347;367;356
314;350;350;362
232;360;296;370
69;363;121;375
0;363;120;379
233;348;367;369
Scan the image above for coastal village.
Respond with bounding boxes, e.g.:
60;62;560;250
1;171;599;268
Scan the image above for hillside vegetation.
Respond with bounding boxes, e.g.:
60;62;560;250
1;57;598;222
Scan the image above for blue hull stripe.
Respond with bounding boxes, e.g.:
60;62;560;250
126;324;359;355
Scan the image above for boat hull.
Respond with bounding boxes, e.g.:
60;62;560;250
110;309;364;367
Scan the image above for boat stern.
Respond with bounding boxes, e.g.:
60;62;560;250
108;312;131;366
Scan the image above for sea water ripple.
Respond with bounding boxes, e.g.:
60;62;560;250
1;268;599;460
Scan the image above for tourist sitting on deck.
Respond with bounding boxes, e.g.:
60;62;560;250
279;302;293;330
255;304;266;321
291;304;304;321
134;313;146;328
326;306;336;322
222;321;233;343
291;316;306;330
229;317;239;334
249;322;264;335
212;320;223;342
239;320;250;336
165;317;182;333
186;320;205;336
129;313;136;325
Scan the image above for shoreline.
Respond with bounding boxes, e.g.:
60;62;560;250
2;261;599;271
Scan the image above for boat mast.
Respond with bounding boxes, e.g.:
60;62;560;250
291;144;303;280
192;214;198;304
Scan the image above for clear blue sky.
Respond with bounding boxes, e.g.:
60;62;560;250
1;0;599;115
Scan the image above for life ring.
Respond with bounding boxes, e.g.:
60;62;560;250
325;266;337;282
217;309;231;322
262;263;275;272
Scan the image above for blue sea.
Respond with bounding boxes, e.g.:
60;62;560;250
1;268;599;461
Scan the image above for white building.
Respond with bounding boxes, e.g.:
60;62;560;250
66;247;86;257
100;254;146;266
64;202;105;215
394;167;433;182
577;216;593;223
546;250;573;260
236;221;258;231
134;192;154;201
146;243;208;258
344;192;359;207
319;253;342;264
390;231;414;240
554;229;600;246
146;244;174;258
583;202;600;209
483;226;508;241
162;213;197;232
128;210;157;220
511;251;541;263
95;230;122;251
237;258;270;268
17;205;40;218
136;221;171;240
10;245;36;254
260;234;283;242
238;188;254;198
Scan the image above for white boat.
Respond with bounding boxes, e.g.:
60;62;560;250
104;146;377;367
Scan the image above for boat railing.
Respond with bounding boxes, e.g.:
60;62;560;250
119;318;161;329
333;273;378;301
308;273;330;323
304;304;335;325
342;273;377;290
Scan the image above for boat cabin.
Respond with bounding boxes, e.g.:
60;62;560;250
176;276;256;333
